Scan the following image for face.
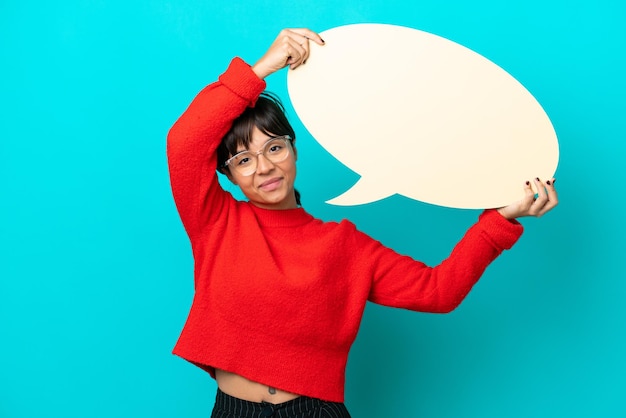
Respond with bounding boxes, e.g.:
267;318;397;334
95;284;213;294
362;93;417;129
226;126;298;210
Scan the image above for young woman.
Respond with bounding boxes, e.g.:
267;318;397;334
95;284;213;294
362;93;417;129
167;28;558;418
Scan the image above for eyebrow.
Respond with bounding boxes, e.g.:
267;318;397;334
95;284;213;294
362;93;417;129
235;135;285;154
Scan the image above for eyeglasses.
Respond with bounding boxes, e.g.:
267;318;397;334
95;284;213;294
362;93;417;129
223;135;293;176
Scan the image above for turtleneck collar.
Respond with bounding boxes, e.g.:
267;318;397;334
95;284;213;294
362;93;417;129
248;203;314;228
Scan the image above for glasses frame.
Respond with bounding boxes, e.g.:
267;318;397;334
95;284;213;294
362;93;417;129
223;135;293;176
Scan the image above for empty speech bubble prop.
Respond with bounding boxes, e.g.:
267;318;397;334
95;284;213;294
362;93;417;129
287;23;559;209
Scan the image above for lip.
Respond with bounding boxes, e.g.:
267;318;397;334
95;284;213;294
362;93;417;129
258;177;283;191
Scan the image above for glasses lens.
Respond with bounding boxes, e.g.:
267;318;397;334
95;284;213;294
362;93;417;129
263;138;290;163
229;151;256;176
227;137;291;176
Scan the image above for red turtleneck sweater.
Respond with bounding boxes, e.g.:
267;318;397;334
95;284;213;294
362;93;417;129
167;57;523;402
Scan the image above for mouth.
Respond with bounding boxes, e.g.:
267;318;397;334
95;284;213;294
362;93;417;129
258;177;283;191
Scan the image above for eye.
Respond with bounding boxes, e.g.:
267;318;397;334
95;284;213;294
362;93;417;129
267;141;285;154
237;156;252;166
232;152;253;166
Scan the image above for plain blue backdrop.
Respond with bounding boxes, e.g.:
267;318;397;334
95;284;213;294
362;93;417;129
1;1;625;417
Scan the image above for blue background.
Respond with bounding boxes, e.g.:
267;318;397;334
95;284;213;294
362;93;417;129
1;0;625;417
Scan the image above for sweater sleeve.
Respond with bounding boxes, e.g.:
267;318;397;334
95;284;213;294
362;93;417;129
166;58;266;236
364;209;523;313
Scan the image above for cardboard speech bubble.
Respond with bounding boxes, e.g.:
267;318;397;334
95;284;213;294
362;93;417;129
287;23;559;209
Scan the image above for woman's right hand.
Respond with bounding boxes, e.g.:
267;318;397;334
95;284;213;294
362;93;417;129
252;28;325;79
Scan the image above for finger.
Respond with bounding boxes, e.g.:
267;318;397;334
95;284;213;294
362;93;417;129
277;35;302;66
272;33;298;69
285;38;307;69
534;178;559;217
284;44;304;69
289;28;325;45
537;177;558;216
529;178;547;212
535;177;548;200
519;180;536;212
546;177;558;204
297;36;311;65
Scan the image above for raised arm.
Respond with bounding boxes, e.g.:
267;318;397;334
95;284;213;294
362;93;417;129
166;58;266;235
167;29;324;236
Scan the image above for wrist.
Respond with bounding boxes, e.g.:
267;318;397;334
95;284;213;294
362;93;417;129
252;62;271;80
496;207;516;220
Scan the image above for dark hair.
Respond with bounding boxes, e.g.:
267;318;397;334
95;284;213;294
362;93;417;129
217;92;301;206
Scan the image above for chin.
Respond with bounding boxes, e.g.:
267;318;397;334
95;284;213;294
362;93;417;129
256;193;295;209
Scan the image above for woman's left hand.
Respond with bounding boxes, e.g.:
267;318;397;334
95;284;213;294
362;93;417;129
497;177;558;220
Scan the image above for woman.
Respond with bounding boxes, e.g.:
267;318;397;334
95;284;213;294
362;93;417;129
167;28;558;418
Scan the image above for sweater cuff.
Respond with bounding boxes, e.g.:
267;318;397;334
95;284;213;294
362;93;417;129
478;209;523;250
218;57;267;107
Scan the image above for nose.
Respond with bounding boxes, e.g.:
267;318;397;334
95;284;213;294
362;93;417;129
255;153;275;174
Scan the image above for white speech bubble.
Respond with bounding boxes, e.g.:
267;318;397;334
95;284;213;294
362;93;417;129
287;23;559;209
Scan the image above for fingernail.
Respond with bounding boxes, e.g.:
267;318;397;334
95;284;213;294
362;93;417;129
321;38;326;43
552;178;556;184
525;181;530;186
546;180;551;185
536;177;540;182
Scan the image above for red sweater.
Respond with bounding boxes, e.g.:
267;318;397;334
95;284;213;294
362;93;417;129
167;57;523;402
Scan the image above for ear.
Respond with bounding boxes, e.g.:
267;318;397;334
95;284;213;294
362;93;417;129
292;142;298;161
